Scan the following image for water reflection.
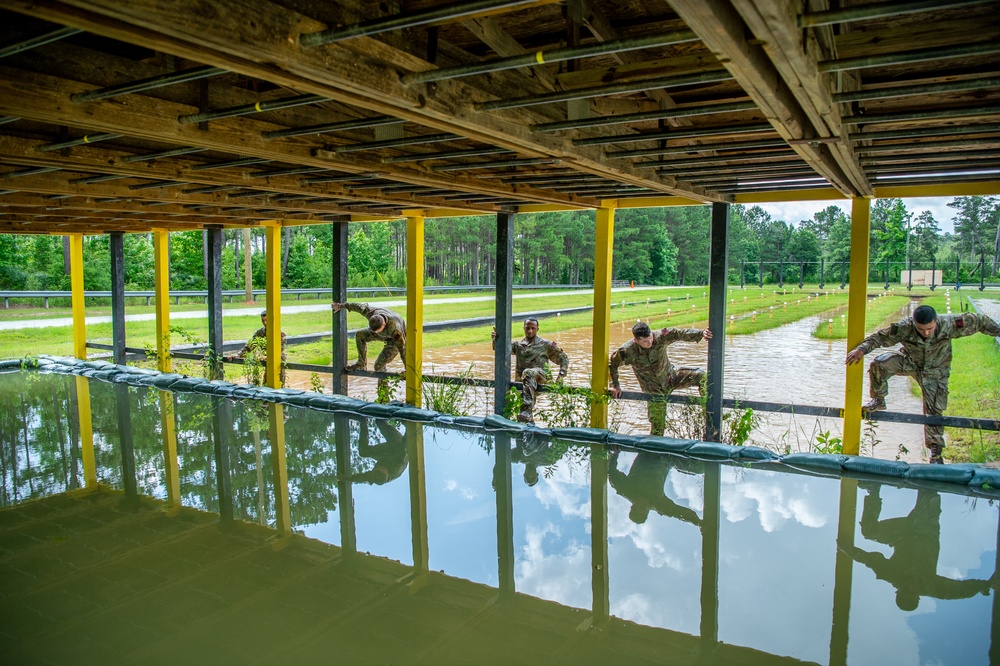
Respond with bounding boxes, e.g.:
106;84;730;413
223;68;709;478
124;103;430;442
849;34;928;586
1;371;997;665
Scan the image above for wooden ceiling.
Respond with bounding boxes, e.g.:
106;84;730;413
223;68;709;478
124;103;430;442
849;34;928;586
0;0;997;233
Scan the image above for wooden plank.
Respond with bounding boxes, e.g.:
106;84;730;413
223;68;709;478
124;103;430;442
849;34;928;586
2;0;715;202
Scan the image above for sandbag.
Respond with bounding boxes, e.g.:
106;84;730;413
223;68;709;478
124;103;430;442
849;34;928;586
687;441;742;459
780;453;848;472
841;456;909;478
636;436;696;454
549;427;609;443
906;463;976;484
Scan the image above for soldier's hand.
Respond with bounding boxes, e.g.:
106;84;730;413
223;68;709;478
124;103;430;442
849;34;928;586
846;348;865;365
331;302;342;312
491;326;497;341
609;387;622;399
702;328;713;340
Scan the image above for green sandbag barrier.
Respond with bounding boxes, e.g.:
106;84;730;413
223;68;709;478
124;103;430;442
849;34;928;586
738;446;778;461
970;467;1000;491
906;464;977;484
687;442;742;459
359;403;400;418
779;453;849;472
841;457;909;478
283;394;317;408
0;359;24;370
150;374;185;389
484;414;527;433
453;416;486;429
394;406;438;422
168;377;204;393
608;432;638;446
636;436;696;454
549;427;608;443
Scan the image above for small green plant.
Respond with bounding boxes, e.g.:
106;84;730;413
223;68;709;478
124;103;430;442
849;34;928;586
376;373;402;404
20;355;39;369
862;417;882;457
309;372;325;394
724;405;760;447
814;430;843;455
241;336;268;386
201;348;224;380
423;365;474;416
503;386;523;420
535;381;607;428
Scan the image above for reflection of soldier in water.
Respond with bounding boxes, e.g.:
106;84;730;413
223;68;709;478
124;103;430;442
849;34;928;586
609;450;704;525
511;431;566;487
845;485;993;611
346;420;408;485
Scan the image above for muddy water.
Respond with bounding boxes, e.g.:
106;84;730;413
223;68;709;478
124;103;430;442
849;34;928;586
291;305;931;463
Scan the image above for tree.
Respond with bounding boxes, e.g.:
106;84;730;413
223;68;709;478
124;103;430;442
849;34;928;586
948;196;999;273
870;199;910;277
910;210;941;266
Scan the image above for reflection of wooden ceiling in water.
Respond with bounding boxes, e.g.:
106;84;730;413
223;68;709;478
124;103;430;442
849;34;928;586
0;0;997;233
2;489;813;664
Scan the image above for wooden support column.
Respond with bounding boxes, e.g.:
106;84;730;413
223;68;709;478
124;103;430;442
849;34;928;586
74;375;96;489
590;204;615;428
152;229;171;373
405;213;425;406
159;390;181;512
830;479;858;666
407;421;428;578
335;415;357;557
109;231;126;365
331;222;349;395
269;402;291;538
263;221;283;389
205;225;224;380
68;233;86;360
843;198;871;455
705;202;729;441
114;383;138;504
494;212;514;415
494;434;514;597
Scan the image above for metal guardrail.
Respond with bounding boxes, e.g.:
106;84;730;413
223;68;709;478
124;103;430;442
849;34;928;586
0;284;596;308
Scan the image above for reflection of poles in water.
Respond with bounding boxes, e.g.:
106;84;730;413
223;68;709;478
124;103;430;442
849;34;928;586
211;395;234;525
846;485;993;611
830;478;858;666
114;383;138;505
335;415;357;557
407;421;428;577
254;427;265;526
592;443;609;623
494;433;515;598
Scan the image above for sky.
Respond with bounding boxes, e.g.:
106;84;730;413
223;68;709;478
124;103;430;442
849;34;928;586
753;197;959;233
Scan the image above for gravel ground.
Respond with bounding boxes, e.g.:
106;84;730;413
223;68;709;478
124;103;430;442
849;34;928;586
972;296;1000;322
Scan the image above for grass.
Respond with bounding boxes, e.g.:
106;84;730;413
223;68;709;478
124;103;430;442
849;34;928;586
812;293;912;339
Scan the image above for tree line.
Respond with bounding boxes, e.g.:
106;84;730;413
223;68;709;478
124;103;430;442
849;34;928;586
1;196;997;292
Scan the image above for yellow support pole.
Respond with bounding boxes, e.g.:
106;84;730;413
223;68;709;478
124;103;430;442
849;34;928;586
152;229;171;372
159;390;181;512
264;221;283;388
75;375;97;489
842;197;871;455
269;403;291;539
68;234;86;359
405;214;425;406
590;205;615;428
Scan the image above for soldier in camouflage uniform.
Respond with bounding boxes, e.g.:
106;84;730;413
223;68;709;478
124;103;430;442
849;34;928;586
609;321;713;437
231;310;287;386
331;301;406;373
492;318;569;423
846;304;1000;464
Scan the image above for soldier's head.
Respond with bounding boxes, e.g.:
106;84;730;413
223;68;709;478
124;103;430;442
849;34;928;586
523;318;539;340
523;464;539;487
896;589;919;612
368;314;387;333
913;305;937;339
259;310;268;326
629;498;651;524
632;321;654;349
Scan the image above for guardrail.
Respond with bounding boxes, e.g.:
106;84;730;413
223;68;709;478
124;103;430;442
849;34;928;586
0;284;595;308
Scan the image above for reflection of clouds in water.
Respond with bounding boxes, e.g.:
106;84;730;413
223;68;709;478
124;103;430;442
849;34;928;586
516;522;591;609
669;469;704;514
443;478;477;500
530;461;590;521
722;469;829;532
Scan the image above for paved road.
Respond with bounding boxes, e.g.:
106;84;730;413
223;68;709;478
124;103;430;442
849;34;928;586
0;286;661;331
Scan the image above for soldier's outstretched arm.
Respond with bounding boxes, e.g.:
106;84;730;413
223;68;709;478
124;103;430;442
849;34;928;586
847;324;900;364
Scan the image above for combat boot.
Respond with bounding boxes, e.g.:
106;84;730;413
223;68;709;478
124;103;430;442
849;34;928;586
928;443;945;464
516;409;534;425
862;397;886;412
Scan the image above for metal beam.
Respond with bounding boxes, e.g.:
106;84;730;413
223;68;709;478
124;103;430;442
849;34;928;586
69;233;86;359
205;225;224;379
494;211;514;415
153;229;171;372
110;231;126;365
264;221;283;388
705;202;728;441
406;214;425;406
331;222;349;395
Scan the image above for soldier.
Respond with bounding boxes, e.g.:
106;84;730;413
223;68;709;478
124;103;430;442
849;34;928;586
331;301;406;374
609;450;703;526
345;419;408;486
609;321;713;437
846;304;1000;464
492;317;569;424
229;310;287;387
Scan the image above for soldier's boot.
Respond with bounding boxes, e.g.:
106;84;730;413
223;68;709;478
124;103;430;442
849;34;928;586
928;443;945;464
516;408;534;424
347;340;368;372
862;397;886;412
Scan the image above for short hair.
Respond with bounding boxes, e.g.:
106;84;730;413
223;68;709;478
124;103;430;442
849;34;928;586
369;314;386;331
524;317;539;326
632;321;652;338
260;310;267;318
913;305;937;325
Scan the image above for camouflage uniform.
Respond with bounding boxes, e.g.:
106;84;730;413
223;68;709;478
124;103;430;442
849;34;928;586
506;336;569;422
853;312;1000;457
609;327;707;436
239;325;287;386
343;302;406;372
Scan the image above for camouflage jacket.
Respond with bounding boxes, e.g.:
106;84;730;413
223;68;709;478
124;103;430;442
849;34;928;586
508;336;569;380
344;302;406;343
609;327;705;392
240;325;287;360
854;312;1000;379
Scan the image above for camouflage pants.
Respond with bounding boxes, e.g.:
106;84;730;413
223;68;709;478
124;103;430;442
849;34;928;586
355;329;405;372
647;367;705;437
869;352;948;449
261;359;287;387
519;367;549;419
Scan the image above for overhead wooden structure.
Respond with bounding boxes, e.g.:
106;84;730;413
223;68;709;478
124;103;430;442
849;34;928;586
0;0;997;234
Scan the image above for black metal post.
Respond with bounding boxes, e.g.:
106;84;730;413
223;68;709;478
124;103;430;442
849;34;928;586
778;258;784;288
884;257;890;290
114;383;138;505
205;226;224;380
981;249;987;291
799;262;804;289
740;258;745;288
706;202;729;441
819;257;825;289
956;256;961;289
931;256;937;291
841;260;846;289
591;445;609;622
759;259;764;287
907;257;913;291
109;232;126;365
494;212;514;415
701;463;721;656
494;434;514;597
332;222;349;395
